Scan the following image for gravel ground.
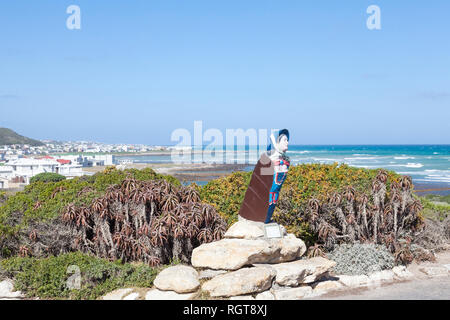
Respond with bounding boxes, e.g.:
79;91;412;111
309;276;450;300
309;250;450;300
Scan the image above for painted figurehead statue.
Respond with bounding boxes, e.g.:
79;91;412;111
238;129;290;224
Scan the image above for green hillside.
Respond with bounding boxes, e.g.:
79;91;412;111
0;127;44;146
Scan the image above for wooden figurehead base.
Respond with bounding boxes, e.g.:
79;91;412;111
238;153;274;223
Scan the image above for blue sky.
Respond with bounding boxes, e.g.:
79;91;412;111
0;0;449;145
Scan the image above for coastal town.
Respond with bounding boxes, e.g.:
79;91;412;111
0;141;169;189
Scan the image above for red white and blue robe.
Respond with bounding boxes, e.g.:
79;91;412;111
265;156;290;223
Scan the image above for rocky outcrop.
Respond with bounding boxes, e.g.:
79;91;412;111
154;265;200;293
202;267;276;297
270;257;336;286
198;269;228;280
191;236;306;270
102;219;450;301
224;220;266;239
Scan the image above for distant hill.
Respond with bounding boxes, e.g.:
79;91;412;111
0;128;44;146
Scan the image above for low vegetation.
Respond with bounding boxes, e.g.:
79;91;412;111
0;251;162;300
29;172;66;184
0;191;6;205
1;164;449;298
0;167;226;266
202;163;425;263
420;194;450;221
328;243;395;275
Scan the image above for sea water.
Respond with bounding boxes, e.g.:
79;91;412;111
116;145;450;190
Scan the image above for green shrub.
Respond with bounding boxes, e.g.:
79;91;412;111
201;163;402;239
420;196;450;221
0;167;180;242
200;163;423;252
328;243;395;275
30;173;66;184
0;251;161;300
199;171;252;225
0;191;6;205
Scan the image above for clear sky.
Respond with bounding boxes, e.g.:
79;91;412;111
0;1;449;145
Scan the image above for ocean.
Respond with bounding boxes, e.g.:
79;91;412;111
116;145;450;193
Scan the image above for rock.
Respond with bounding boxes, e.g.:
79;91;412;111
102;288;134;300
145;288;198;300
312;280;344;294
192;238;306;270
271;237;307;263
273;286;313;300
255;290;275;300
443;264;450;272
337;274;370;288
123;292;140;300
224;220;265;239
392;266;414;280
419;266;449;277
154;265;200;293
202;267;276;297
198;269;228;280
272;257;336;286
229;295;255;300
0;280;24;299
367;270;395;285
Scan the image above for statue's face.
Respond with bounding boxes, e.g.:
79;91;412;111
278;135;289;152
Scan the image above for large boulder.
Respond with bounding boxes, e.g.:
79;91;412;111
224;220;265;239
191;237;306;270
271;257;336;286
225;219;288;240
154;265;200;293
202;267;276;297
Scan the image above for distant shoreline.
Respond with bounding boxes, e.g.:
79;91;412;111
81;162;450;195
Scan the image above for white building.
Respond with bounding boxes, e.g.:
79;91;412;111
7;158;60;184
0;165;13;180
5;157;85;184
57;163;84;178
0;177;9;189
91;154;114;166
54;154;115;167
